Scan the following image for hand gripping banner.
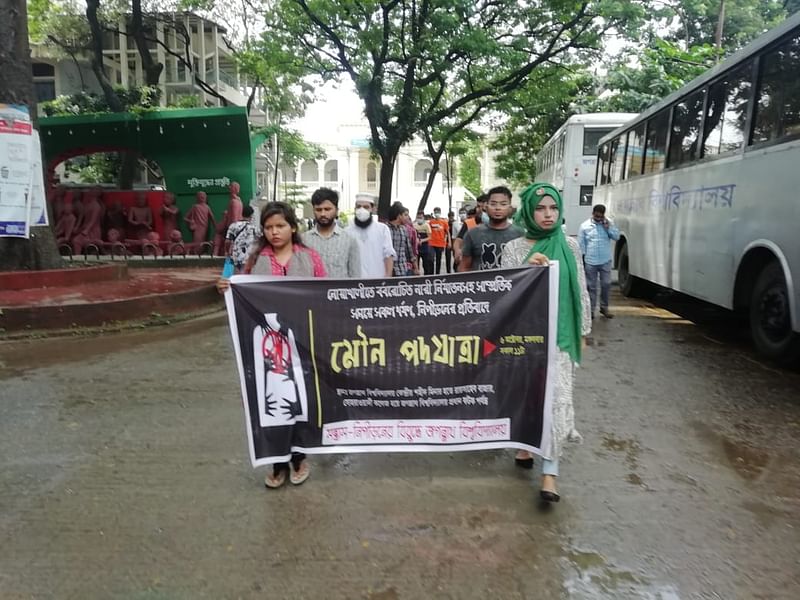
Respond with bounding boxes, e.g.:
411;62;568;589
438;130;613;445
225;266;558;466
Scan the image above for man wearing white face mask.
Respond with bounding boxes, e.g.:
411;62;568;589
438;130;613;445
348;194;395;278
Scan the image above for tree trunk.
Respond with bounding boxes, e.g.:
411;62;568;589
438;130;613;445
377;150;399;219
715;0;726;59
272;133;281;202
0;0;63;271
416;160;441;215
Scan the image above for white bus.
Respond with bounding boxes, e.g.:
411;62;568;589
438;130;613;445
595;12;800;364
535;113;636;235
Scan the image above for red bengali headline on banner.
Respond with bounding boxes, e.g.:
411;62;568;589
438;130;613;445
224;266;560;467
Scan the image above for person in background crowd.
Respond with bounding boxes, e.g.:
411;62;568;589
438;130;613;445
348;194;395;278
224;205;258;273
501;182;591;505
388;202;416;276
445;210;457;273
428;207;450;274
578;204;620;319
400;206;420;274
458;187;523;271
302;187;361;278
453;193;488;264
414;209;434;275
217;201;326;489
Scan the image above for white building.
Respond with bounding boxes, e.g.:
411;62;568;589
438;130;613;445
31;12;248;111
273;122;502;216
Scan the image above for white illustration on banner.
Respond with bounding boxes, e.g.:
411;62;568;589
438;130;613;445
252;313;309;427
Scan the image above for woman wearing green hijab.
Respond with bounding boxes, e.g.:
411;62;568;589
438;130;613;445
501;182;591;504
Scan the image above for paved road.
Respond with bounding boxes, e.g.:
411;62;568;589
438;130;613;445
1;288;799;599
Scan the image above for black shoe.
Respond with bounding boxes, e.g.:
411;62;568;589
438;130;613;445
515;457;534;469
600;308;614;319
540;489;560;503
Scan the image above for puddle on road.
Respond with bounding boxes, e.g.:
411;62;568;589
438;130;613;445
691;421;770;480
564;548;681;599
0;313;226;376
365;586;399;600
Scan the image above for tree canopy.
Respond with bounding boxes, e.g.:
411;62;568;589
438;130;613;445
264;0;646;214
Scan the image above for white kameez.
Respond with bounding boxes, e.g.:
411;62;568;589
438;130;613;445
501;236;592;459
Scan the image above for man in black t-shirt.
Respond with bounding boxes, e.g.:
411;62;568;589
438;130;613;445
458;186;523;271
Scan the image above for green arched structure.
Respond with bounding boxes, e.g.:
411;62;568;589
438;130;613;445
39;106;266;237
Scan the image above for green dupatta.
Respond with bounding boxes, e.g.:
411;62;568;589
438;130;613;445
515;182;583;363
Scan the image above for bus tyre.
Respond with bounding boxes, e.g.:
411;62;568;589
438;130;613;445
750;262;800;365
618;243;647;298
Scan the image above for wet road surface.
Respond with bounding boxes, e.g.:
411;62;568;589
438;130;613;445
1;289;799;599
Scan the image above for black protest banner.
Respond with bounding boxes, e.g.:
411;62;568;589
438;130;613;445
225;267;558;466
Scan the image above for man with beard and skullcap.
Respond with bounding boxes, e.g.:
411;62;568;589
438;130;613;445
348;193;395;278
301;187;361;278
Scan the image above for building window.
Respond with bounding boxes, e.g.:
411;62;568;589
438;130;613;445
644;110;669;174
668;89;705;167
752;34;800;144
414;159;433;182
703;61;752;156
324;160;338;182
32;63;56;102
300;159;318;182
583;128;614;155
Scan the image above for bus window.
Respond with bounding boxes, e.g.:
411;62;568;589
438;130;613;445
703;61;753;156
624;124;646;179
644;110;669;173
668;89;705;167
597;142;611;185
752;33;800;144
583;128;614;155
609;136;626;183
579;185;593;206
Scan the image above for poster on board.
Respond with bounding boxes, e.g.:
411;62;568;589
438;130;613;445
0;104;34;238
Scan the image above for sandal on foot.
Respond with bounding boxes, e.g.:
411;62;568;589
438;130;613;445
290;460;310;486
540;489;560;503
264;468;287;489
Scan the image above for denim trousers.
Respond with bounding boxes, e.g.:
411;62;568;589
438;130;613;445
585;260;612;313
542;456;559;477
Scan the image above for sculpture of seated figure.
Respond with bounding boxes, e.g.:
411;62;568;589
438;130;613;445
72;189;105;254
184;191;216;247
103;228;129;256
105;199;127;240
128;192;153;240
55;202;77;247
160;192;179;238
143;231;163;256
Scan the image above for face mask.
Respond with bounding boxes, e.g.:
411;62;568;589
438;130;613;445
355;207;372;222
459;213;466;220
434;213;441;219
415;218;424;224
481;212;490;224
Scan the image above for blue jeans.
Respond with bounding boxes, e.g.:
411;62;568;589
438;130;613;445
585;260;612;314
542;457;559;477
